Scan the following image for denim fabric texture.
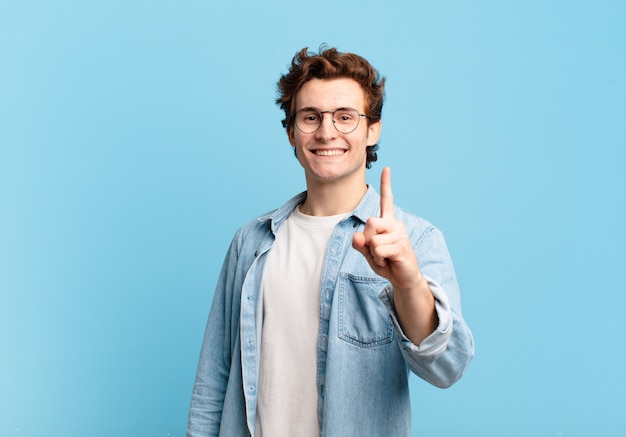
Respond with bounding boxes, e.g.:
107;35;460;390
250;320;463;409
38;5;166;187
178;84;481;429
186;186;474;437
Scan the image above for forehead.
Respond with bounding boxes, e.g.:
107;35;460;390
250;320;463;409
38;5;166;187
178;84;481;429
295;78;367;111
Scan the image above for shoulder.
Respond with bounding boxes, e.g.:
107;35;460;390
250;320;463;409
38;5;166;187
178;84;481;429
231;210;274;247
393;205;445;248
234;191;306;240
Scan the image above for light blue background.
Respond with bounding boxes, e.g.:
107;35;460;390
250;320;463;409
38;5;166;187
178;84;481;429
1;1;624;436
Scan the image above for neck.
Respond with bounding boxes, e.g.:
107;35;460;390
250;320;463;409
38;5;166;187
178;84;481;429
300;176;368;216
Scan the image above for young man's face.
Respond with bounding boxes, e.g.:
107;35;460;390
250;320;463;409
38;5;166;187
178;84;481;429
289;78;381;188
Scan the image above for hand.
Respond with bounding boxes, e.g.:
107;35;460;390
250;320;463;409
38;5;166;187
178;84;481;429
352;167;423;292
353;167;437;344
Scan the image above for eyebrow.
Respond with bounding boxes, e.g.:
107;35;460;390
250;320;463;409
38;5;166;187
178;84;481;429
296;106;356;112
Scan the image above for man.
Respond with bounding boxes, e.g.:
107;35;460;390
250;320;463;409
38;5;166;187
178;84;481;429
187;46;474;437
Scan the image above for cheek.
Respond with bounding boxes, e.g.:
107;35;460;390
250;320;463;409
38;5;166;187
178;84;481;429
290;129;311;147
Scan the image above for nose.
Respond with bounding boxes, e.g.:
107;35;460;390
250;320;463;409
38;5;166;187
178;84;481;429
315;111;337;141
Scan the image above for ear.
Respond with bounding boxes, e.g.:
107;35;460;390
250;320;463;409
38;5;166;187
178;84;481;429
288;127;296;147
367;120;382;146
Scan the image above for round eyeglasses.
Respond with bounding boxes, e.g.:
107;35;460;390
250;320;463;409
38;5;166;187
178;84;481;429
292;108;369;134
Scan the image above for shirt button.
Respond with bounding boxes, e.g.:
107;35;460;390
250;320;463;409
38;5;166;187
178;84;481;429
325;288;331;300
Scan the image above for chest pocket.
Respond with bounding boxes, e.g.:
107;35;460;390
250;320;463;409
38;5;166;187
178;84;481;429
338;273;394;348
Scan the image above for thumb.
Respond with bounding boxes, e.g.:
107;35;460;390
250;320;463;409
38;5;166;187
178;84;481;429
352;231;367;254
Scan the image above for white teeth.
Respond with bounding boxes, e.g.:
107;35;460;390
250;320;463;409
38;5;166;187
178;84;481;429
315;149;345;156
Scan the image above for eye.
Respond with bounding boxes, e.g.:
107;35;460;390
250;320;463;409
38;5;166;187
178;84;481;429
335;110;356;123
298;110;321;124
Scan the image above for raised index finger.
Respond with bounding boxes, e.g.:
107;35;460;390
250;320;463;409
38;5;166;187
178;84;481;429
380;166;394;218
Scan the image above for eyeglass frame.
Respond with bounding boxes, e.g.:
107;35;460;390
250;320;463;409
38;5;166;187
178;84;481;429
284;107;371;134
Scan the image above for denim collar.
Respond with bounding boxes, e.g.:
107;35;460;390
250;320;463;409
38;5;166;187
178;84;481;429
257;185;380;234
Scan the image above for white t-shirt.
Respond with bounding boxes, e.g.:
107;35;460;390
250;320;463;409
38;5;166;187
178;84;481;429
256;207;348;437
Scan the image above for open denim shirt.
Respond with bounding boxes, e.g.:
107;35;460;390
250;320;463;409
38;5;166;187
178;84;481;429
187;186;474;437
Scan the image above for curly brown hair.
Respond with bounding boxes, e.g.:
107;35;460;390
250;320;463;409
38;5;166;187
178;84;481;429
276;46;386;168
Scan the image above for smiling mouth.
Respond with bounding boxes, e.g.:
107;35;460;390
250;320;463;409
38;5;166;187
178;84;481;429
314;149;346;156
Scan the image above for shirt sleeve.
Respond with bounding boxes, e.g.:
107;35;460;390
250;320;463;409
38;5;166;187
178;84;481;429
187;235;240;436
378;225;475;388
380;276;452;357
